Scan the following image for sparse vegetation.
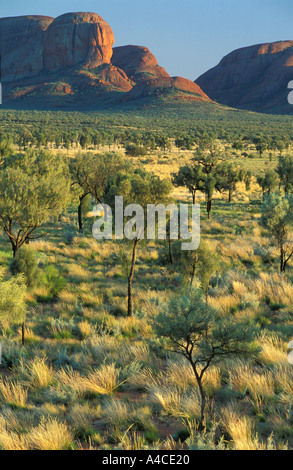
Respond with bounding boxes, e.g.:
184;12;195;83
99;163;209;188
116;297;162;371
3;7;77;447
0;105;292;450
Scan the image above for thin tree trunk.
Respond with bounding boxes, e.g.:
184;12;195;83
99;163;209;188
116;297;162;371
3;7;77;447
190;262;196;288
280;245;285;273
127;239;139;317
191;363;206;430
229;189;232;203
207;200;212;219
78;196;84;233
168;238;173;265
198;379;206;430
22;322;25;346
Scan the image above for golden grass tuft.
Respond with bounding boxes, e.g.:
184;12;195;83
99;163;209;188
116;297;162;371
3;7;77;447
222;409;259;450
0;379;28;408
28;418;74;450
22;357;54;389
0;431;29;450
78;320;95;338
257;334;288;365
229;361;275;401
56;363;121;397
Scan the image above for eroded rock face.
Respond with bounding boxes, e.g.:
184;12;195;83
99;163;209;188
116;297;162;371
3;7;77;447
0;16;54;82
43;12;114;71
196;41;293;113
1;11;212;108
112;45;169;81
0;12;114;81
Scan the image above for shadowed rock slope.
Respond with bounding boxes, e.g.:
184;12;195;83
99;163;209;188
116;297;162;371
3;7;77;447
196;41;293;114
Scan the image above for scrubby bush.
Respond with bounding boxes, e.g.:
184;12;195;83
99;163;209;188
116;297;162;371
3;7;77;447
125;144;147;157
10;246;42;289
43;266;66;298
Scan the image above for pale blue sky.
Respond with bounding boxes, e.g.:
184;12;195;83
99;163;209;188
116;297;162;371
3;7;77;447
1;0;293;80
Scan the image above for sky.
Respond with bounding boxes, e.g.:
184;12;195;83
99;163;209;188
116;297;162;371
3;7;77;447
1;0;293;80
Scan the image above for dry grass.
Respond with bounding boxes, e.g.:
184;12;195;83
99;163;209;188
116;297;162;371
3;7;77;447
68;402;100;429
28;419;74;450
21;357;54;389
222;409;260;450
273;364;293;396
55;363;121;398
84;364;122;395
0;145;291;450
208;294;239;315
257;334;288;365
0;379;28;408
251;273;293;305
0;430;29;450
148;385;182;416
229;360;275;401
78;320;95;338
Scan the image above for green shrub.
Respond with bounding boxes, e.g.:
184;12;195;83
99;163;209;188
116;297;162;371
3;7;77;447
43;265;66;298
10;246;41;288
63;229;76;246
125;144;147;157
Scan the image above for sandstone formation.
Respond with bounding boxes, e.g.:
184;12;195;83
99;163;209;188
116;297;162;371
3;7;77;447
127;76;211;102
43;12;114;71
1;11;211;108
0;15;54;82
112;45;169;82
196;41;293;114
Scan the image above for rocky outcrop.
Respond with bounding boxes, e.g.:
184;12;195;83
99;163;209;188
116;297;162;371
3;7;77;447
126;76;211;101
196;41;293;114
43;12;114;71
0;15;54;82
112;45;169;82
1;11;212;109
0;12;114;82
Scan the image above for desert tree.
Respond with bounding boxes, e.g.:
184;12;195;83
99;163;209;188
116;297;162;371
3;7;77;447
269;137;288;155
175;135;194;150
125;144;147;157
261;193;293;273
253;136;268;157
195;134;217;152
170;240;201;287
257;170;279;201
242;170;252;192
172;156;221;218
216;161;242;203
154;288;257;429
104;168;172;316
204;174;216;219
17;128;33;151
157;134;171;152
70;152;125;232
193;144;224;217
0;133;14;164
163;240;220;298
196;243;220;301
0;150;71;257
193;143;224;175
232;141;244;151
277;155;293;195
172;165;204;204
